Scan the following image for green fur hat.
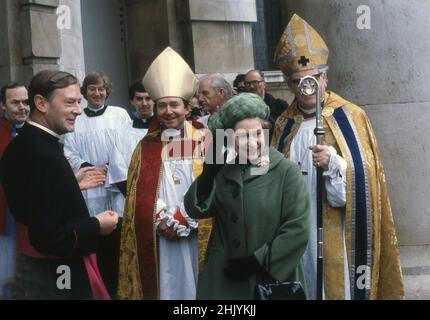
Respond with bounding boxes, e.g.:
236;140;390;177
208;93;270;132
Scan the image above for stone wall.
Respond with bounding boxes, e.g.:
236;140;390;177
0;0;60;85
176;0;257;83
125;0;171;81
124;0;257;85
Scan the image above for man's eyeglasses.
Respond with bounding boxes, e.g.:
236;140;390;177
290;73;322;86
244;80;264;87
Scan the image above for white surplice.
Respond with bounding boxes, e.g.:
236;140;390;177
106;124;148;216
289;118;350;300
63;106;131;216
151;124;202;300
157;157;199;300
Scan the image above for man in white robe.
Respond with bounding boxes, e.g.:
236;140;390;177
289;117;349;300
106;81;154;215
63;71;130;298
63;71;131;216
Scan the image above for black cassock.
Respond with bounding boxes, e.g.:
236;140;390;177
1;123;100;299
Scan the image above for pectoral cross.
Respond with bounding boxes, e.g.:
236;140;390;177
172;175;181;185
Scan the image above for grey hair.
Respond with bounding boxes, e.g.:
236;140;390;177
200;73;233;101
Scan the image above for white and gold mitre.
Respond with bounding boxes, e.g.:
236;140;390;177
143;47;199;101
274;14;329;75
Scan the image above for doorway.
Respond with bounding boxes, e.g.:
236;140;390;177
80;0;130;108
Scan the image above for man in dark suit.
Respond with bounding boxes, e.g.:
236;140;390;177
244;69;289;128
0;82;29;299
1;70;118;299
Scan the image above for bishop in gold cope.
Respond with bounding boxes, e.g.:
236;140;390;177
272;14;404;300
117;47;212;300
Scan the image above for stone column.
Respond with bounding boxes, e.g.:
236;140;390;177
125;0;257;84
285;0;430;299
19;0;61;84
178;0;257;82
0;0;85;84
57;0;86;81
0;0;60;84
0;0;24;83
125;0;171;81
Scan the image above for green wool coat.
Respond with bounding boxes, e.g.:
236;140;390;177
184;147;310;299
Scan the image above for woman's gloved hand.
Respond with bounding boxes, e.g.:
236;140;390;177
196;133;226;199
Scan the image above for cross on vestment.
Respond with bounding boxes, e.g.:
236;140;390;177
298;55;310;67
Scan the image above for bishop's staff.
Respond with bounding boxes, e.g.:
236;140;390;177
298;75;324;300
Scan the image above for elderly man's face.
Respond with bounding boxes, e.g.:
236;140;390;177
244;71;266;98
0;86;30;125
198;79;225;114
287;68;328;110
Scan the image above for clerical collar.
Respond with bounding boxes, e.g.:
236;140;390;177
84;105;108;117
298;105;316;115
133;117;152;129
15;122;25;129
28;120;60;139
298;99;325;118
132;111;153;120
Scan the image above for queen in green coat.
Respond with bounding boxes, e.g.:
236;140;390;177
184;93;310;299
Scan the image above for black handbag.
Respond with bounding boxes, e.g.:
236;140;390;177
255;241;307;300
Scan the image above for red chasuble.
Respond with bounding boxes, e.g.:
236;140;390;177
118;119;210;300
